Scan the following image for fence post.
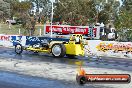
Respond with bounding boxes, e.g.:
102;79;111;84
9;23;11;29
19;28;21;35
39;28;42;36
0;24;1;30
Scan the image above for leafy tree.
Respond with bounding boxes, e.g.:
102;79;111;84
0;0;10;20
2;0;20;18
114;0;132;30
29;0;51;23
54;0;96;25
94;0;120;24
0;0;31;20
114;0;132;41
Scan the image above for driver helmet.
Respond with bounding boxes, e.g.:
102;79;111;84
75;37;80;43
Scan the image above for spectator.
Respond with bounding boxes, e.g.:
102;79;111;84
30;16;36;36
38;16;41;23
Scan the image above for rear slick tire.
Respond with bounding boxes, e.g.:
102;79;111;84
51;43;66;58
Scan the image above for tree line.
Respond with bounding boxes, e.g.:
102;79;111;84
0;0;131;37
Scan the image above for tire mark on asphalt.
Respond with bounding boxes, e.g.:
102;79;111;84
0;47;132;70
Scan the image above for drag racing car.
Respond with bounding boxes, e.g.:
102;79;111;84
15;34;87;58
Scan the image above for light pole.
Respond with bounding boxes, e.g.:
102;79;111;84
50;0;55;38
9;3;11;29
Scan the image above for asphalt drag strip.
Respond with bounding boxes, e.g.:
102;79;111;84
0;47;132;88
0;46;132;72
0;71;103;88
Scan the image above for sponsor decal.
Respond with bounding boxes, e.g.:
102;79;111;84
45;25;97;36
96;42;132;53
0;35;10;41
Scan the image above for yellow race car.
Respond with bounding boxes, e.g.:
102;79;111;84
15;34;86;58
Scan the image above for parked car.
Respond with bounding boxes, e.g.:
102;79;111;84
6;19;16;25
16;18;23;24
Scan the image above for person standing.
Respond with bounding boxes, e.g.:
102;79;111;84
30;16;36;36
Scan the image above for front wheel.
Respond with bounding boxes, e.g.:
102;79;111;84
15;44;23;54
51;43;66;58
